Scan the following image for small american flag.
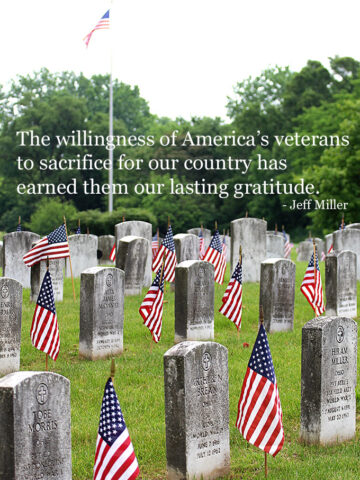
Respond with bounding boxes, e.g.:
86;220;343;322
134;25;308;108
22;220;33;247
300;250;325;316
30;270;60;361
23;224;70;267
109;243;116;262
222;235;227;262
139;268;164;343
199;230;206;260
282;229;292;258
152;225;177;283
75;226;81;234
16;223;22;232
93;378;140;480
236;323;284;457
152;232;159;258
219;260;243;330
203;230;226;284
84;10;110;48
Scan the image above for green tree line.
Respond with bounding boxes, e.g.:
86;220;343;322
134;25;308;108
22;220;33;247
0;56;359;238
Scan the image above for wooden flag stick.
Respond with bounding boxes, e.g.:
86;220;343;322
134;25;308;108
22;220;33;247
309;230;312;239
168;216;170;228
78;218;80;228
18;216;21;225
245;211;248;218
122;215;125;222
215;221;218;231
110;357;116;384
275;223;278;234
259;304;264;326
341;215;345;230
86;227;89;235
63;217;76;301
265;451;268;478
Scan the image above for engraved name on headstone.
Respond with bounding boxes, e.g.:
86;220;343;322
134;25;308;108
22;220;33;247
80;267;124;360
0;371;72;479
164;341;230;480
0;278;22;376
175;261;214;343
31;259;64;302
300;316;357;444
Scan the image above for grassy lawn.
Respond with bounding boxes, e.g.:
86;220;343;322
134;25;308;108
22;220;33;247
16;252;360;480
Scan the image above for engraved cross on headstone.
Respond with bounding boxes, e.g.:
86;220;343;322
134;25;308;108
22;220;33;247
37;384;47;403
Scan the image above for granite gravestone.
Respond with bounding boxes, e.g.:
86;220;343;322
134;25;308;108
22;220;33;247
260;258;295;332
297;238;324;261
325;251;357;318
265;234;285;259
300;316;357;445
174;234;199;264
0;371;72;479
0;278;22;376
230;218;266;282
0;241;3;269
65;234;98;278
333;229;360;280
31;259;64;302
346;223;360;230
115;221;152;286
3;231;40;288
116;236;149;295
98;235;115;265
187;228;212;252
164;341;230;480
80;267;124;360
175;261;214;343
223;234;231;263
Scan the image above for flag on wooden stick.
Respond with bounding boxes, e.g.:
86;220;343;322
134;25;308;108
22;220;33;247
30;270;60;361
300;248;325;316
152;225;177;282
219;259;243;330
23;224;70;267
236;322;284;457
203;230;226;284
93;377;140;480
139;266;165;343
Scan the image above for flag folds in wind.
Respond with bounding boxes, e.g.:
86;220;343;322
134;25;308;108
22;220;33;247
203;230;226;284
300;251;325;316
152;225;177;283
139;268;164;343
84;10;110;48
219;260;243;330
23;224;70;267
236;323;284;457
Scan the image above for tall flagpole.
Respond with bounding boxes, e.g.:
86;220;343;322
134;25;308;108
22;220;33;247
108;1;114;212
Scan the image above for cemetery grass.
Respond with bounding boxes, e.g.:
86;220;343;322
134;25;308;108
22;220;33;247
17;255;360;480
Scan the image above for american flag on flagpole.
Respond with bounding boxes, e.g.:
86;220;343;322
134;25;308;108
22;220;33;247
300;250;325;316
139;268;165;343
282;229;292;258
203;230;226;284
236;323;284;457
84;10;110;48
30;270;60;361
23;224;70;267
93;377;140;480
152;225;177;283
109;243;116;262
199;230;206;260
152;232;159;258
219;259;243;330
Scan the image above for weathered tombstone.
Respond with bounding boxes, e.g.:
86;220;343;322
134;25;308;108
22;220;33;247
0;278;22;376
31;259;64;302
0;371;72;479
115;220;152;286
79;267;124;360
260;259;295;332
0;241;3;269
223;234;231;263
116;236;149;295
175;261;214;342
164;341;230;480
268;230;290;242
174;234;199;263
65;234;98;278
325;251;357;318
346;223;360;230
300;316;357;444
265;234;284;259
297;238;324;262
98;235;115;265
333;229;360;280
187;228;212;251
3;231;40;288
230;218;266;282
325;233;333;253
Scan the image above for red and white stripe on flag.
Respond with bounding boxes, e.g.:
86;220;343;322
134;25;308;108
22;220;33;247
93;378;140;480
300;252;325;316
236;324;284;457
203;231;226;284
219;261;243;329
23;224;70;267
109;243;116;262
152;226;177;283
30;271;60;361
139;269;164;343
84;10;110;48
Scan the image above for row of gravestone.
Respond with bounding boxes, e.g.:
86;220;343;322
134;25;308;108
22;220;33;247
0;314;357;480
1;247;356;373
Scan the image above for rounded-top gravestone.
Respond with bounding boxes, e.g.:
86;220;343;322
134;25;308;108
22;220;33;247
173;233;199;264
65;234;98;278
3;231;40;288
333;229;360;280
98;235;115;265
266;234;284;259
116;235;149;295
187;228;212;251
